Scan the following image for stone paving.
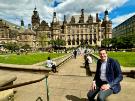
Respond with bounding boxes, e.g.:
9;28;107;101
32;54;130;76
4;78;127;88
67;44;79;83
0;55;135;101
46;55;135;101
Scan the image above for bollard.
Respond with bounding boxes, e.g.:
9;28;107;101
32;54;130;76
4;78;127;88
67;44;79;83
45;76;49;101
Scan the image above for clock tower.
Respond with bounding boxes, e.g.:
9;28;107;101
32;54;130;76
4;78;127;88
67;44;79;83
31;7;40;31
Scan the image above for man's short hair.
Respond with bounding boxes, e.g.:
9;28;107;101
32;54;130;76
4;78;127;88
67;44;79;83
48;57;51;60
98;48;107;52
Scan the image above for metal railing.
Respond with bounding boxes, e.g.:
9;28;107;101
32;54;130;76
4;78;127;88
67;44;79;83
0;54;73;101
0;75;48;92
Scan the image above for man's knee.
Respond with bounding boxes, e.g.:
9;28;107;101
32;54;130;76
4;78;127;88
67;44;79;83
87;90;95;100
97;94;105;101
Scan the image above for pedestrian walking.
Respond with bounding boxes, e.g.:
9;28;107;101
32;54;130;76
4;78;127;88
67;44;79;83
73;49;77;59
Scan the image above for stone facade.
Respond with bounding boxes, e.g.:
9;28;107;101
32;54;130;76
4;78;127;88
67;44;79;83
32;8;112;48
0;19;36;50
0;8;112;51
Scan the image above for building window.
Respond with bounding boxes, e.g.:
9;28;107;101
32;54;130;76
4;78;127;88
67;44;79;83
25;36;27;40
68;40;71;45
93;34;97;44
76;38;79;45
81;34;83;38
72;39;75;45
94;28;96;32
85;29;87;33
2;34;4;38
77;29;79;33
89;39;92;44
81;29;83;33
89;34;92;44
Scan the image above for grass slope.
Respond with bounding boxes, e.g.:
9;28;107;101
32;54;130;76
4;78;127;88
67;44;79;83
108;52;135;67
0;53;65;65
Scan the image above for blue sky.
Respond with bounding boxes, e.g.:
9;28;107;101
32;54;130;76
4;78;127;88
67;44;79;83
0;0;135;28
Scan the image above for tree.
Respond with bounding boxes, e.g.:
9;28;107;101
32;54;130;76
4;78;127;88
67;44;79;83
49;39;66;47
101;38;111;48
49;39;66;50
111;37;118;49
111;35;134;49
55;39;66;47
122;36;133;49
21;44;31;51
4;42;19;53
38;32;48;51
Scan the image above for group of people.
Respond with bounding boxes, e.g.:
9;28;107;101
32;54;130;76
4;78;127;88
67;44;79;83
45;48;123;101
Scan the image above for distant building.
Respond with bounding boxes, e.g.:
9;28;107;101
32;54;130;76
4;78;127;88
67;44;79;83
113;15;135;37
32;8;112;48
0;8;112;51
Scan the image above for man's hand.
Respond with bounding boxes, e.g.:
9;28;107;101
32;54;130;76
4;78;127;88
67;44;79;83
100;84;110;91
91;81;96;91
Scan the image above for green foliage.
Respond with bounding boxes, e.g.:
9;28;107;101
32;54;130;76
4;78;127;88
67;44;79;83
38;32;48;49
0;53;65;65
111;35;134;49
21;44;31;50
4;42;19;52
49;39;66;46
102;34;135;49
101;38;112;48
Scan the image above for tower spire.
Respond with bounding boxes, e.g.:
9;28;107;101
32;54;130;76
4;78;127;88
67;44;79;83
21;16;24;27
104;9;109;21
34;0;37;11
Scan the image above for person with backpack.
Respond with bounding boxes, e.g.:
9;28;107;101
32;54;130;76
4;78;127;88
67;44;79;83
45;57;57;73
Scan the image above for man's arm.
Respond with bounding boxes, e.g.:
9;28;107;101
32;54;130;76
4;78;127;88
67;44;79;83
109;60;123;87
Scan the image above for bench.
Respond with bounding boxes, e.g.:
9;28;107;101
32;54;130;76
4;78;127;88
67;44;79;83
0;74;17;101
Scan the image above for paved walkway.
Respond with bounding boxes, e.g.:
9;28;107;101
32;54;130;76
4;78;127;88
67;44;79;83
0;55;135;101
46;55;135;101
47;55;94;101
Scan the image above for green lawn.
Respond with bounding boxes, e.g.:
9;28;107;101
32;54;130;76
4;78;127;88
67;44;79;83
107;52;135;67
0;52;65;65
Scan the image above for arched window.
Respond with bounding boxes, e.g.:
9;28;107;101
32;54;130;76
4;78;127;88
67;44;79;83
72;39;75;45
68;39;71;45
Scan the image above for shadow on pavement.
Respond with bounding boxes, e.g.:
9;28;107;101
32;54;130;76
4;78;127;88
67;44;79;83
66;95;88;101
80;65;85;68
80;65;92;76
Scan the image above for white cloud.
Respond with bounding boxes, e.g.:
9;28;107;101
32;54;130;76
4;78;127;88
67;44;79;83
112;12;135;28
0;0;129;27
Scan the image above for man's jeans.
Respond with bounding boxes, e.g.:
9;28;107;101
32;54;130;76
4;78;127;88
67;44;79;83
87;86;113;101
